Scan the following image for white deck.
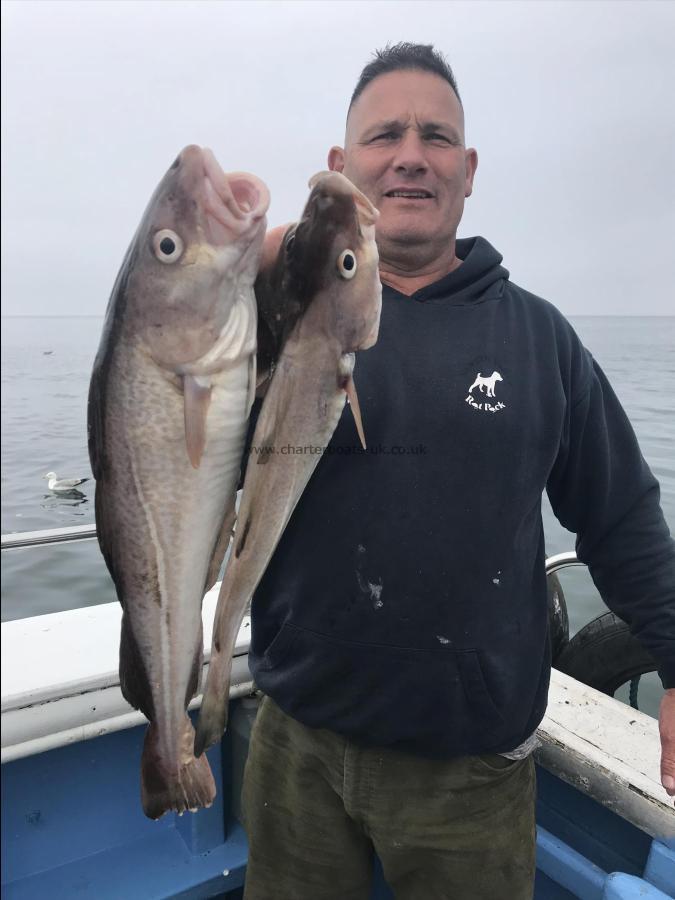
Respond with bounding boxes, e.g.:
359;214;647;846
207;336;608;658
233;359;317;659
0;584;249;707
536;669;674;838
1;595;673;837
1;585;253;761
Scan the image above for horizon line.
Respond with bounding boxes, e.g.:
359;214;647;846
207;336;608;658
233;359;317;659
2;313;675;320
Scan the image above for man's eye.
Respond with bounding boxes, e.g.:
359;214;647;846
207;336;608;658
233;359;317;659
371;132;398;142
425;133;451;143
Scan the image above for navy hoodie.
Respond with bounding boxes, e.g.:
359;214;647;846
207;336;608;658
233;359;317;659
248;236;675;757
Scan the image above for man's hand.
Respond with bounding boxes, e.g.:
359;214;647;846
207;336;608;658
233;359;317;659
659;688;675;801
262;223;293;270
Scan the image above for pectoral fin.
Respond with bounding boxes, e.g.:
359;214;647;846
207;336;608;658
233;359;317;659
204;496;237;592
345;375;367;450
184;375;212;469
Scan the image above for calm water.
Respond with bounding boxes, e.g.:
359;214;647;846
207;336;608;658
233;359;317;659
2;315;673;715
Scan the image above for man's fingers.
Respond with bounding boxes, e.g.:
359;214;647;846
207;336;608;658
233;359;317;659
658;689;675;800
661;760;675;796
261;223;294;270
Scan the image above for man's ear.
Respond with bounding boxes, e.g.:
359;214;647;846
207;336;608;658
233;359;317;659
464;148;478;198
328;146;345;173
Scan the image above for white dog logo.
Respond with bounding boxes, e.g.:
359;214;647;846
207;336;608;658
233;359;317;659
469;371;503;398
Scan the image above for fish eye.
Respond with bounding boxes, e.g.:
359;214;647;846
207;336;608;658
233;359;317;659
337;249;357;280
153;229;184;264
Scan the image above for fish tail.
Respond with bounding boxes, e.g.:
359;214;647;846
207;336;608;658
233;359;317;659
140;722;216;820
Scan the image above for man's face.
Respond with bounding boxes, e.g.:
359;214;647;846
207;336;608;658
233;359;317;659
329;70;477;259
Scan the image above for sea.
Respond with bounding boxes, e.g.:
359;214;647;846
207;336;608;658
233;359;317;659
2;315;673;717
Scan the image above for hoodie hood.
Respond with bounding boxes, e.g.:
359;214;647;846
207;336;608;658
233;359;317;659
384;236;509;305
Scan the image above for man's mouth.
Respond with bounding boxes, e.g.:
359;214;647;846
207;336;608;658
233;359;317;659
384;189;434;200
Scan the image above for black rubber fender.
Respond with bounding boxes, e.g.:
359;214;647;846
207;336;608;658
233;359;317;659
554;611;660;696
547;572;569;663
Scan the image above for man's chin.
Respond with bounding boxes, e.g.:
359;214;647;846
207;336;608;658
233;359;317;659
378;224;443;247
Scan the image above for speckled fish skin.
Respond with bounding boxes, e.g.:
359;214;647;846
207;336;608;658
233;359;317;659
194;171;381;756
88;145;269;819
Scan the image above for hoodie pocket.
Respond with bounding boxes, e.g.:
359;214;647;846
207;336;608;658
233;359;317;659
253;624;506;754
256;624;299;671
456;648;504;726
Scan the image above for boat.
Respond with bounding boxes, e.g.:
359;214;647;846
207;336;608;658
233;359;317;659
1;526;673;899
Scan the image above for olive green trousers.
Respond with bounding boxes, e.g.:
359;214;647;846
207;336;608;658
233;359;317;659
241;696;536;900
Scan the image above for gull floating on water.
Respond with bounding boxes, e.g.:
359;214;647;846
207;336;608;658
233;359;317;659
43;471;89;492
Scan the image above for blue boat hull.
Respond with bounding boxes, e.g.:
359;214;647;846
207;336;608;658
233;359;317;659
2;702;673;899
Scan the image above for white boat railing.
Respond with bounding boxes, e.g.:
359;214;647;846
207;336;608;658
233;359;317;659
0;527;584;576
543;550;585;576
1;523;97;550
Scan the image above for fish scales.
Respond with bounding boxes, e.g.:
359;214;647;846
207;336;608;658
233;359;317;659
107;339;249;713
89;145;269;819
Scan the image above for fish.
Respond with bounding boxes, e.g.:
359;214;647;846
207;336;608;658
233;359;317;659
87;145;269;819
194;170;381;755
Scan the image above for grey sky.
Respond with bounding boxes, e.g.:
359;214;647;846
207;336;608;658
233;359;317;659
1;0;674;317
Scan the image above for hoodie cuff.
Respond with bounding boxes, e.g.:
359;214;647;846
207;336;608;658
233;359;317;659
658;665;675;690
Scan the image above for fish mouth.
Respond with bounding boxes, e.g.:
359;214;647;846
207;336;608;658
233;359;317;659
199;148;270;245
308;172;379;228
296;173;378;268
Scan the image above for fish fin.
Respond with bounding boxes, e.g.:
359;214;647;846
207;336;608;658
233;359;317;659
87;250;137;481
141;720;216;820
254;306;277;396
344;375;367;450
186;622;204;706
194;648;234;758
119;613;155;720
204;498;237;593
194;598;242;756
246;353;257;416
255;372;273;400
94;482;117;583
87;365;106;481
183;375;212;469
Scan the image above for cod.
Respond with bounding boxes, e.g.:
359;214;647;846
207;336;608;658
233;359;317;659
195;171;382;755
88;146;269;819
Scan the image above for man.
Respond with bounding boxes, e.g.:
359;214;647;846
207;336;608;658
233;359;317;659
241;43;675;899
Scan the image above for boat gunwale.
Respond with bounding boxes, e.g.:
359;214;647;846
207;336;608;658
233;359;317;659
2;546;673;838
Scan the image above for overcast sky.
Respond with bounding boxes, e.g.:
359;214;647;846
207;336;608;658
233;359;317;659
2;0;674;316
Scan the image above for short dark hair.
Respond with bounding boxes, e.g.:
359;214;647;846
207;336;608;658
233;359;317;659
349;43;461;113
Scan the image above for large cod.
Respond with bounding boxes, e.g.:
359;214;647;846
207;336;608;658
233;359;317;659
88;146;269;819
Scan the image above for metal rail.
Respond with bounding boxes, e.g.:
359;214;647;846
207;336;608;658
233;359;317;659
545;551;583;576
1;524;97;550
1;527;584;575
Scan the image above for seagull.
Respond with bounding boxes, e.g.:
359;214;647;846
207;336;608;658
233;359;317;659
43;472;89;492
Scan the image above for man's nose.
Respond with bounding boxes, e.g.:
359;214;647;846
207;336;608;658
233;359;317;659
391;133;428;175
